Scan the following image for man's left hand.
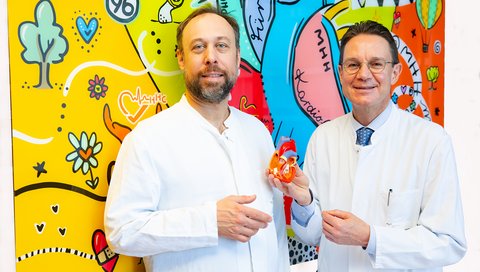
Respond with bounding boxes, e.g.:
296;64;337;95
321;209;370;248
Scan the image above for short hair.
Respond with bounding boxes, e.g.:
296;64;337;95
176;6;240;52
339;20;399;64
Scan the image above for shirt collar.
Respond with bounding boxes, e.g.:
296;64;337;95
180;94;234;136
352;101;393;131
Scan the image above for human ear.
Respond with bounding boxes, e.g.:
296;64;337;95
176;49;184;70
390;62;402;85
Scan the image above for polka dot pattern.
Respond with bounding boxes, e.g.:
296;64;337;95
356;127;374;146
288;236;318;266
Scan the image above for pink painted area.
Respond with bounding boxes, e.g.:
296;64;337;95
293;13;344;124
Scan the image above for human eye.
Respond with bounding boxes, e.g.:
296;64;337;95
216;42;229;52
369;60;386;70
191;43;205;53
344;61;360;69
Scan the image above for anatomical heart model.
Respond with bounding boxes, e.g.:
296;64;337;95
269;136;297;183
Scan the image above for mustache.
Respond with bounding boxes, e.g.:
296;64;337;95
202;65;224;74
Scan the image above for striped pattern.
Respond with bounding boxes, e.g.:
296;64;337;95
17;247;96;262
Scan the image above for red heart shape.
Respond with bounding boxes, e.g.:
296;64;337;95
92;229;119;272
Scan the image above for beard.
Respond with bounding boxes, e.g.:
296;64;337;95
185;66;236;104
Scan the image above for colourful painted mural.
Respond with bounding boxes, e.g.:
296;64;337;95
7;0;444;270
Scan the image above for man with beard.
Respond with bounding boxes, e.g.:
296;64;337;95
104;7;290;272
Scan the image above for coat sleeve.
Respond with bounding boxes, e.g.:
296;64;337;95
104;132;218;257
290;201;323;246
290;131;324;246
371;135;467;269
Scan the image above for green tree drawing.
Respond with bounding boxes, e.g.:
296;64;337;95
18;0;68;89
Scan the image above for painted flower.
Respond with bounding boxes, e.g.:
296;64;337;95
66;132;103;174
88;75;108;100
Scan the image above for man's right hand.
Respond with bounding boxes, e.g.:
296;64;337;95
267;165;312;206
217;195;272;243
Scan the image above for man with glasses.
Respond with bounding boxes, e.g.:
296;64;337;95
269;20;466;271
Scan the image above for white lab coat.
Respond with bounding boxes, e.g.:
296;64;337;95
292;105;466;271
104;96;290;272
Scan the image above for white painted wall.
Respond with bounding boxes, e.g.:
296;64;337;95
1;0;479;271
0;0;16;271
444;0;480;270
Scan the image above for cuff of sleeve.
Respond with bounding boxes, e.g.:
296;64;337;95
206;200;219;241
364;225;377;256
291;198;315;227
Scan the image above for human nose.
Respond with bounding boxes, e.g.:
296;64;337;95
204;46;218;65
356;62;373;78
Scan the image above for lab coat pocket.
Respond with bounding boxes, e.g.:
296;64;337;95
384;189;421;228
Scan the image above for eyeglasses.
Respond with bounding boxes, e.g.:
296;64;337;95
341;59;394;75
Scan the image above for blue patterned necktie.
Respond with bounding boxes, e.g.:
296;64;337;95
356;127;374;146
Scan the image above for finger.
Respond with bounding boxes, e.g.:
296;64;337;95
272;178;289;194
219;221;259;242
242;206;272;224
321;211;336;224
228;224;259;241
231;194;257;205
244;215;270;230
294;164;304;177
230;232;252;243
267;174;276;187
272;177;283;189
267;178;275;188
238;224;259;237
322;216;335;234
325;209;349;219
323;211;345;231
322;219;340;244
323;230;336;243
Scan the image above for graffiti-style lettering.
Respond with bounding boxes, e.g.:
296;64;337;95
118;87;167;123
294;69;325;124
247;2;265;41
393;34;421;83
119;87;167;106
218;0;229;14
412;81;422;94
315;29;331;72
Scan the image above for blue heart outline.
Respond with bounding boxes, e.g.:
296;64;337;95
76;16;98;44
